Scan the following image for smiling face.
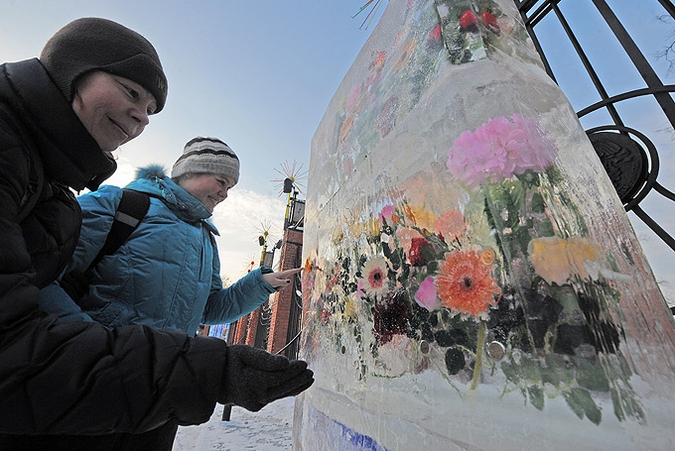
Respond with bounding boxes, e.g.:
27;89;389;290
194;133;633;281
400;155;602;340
179;173;236;213
72;71;157;153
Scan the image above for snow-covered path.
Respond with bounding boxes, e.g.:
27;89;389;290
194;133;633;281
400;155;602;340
172;397;294;450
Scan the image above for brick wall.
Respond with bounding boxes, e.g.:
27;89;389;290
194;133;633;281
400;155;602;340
267;228;303;355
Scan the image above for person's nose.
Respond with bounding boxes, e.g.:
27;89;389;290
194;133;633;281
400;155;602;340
217;186;229;201
130;106;150;127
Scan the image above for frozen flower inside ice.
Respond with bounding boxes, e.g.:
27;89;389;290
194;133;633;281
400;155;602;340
435;210;467;243
404;204;437;231
361;256;389;295
395;227;424;256
366;216;380;238
446;114;558;187
373;289;410;345
414;276;441;311
436;250;500;319
344;300;357;318
355;279;365;300
379;204;396;227
528;236;600;285
408;237;433;266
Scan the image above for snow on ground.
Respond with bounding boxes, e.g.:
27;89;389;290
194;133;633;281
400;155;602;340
172;397;295;451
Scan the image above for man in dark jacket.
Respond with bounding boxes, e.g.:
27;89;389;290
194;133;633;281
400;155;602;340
0;17;313;450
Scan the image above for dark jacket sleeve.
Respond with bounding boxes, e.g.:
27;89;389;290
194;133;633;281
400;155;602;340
0;137;227;434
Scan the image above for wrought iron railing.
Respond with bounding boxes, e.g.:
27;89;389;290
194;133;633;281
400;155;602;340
515;0;675;302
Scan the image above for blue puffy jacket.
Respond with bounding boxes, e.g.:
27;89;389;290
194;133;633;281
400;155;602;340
40;165;274;335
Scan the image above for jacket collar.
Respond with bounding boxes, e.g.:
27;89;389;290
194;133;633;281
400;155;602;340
1;59;116;190
126;166;220;235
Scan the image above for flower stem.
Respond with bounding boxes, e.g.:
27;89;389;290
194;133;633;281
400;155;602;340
471;320;486;390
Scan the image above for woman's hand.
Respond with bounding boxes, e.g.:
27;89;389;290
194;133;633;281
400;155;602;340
262;268;302;289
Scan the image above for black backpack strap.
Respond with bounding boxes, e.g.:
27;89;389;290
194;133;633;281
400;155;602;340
86;189;150;271
62;189;151;302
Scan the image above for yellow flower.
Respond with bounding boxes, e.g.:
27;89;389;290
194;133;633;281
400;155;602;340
403;204;436;231
331;226;344;245
344;300;357;318
528;236;600;285
366;216;380;238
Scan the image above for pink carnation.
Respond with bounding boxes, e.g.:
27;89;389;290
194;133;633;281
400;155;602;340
446;114;558;187
379;205;396;227
414;276;441;311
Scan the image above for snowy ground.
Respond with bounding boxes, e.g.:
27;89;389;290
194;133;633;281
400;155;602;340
172;397;295;451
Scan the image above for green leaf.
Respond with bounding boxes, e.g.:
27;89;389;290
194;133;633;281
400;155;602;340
563;388;602;425
528;385;545;410
562;390;584;420
539;220;555;237
543;354;574;385
610;388;625;422
576;361;610;392
501;362;520;384
389;249;401;269
515;227;532;254
531;192;545;213
421;244;436;263
611;387;646;423
539;365;561;388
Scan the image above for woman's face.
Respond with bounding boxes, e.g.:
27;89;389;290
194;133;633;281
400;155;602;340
72;71;157;153
179;174;236;213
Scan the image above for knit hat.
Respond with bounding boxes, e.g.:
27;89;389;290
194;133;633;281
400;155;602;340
40;17;168;113
171;137;240;184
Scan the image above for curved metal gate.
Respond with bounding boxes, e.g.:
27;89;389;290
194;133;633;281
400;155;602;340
515;0;675;302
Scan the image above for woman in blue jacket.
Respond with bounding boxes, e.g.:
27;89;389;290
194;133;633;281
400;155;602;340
39;136;303;450
42;136;297;336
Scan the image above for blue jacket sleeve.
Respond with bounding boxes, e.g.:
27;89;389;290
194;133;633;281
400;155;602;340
39;281;94;323
37;186;123;323
201;267;276;325
68;185;124;271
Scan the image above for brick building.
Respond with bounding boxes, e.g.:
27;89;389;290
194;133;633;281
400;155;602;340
226;184;305;359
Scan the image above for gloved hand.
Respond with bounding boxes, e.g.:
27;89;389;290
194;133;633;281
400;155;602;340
219;345;314;412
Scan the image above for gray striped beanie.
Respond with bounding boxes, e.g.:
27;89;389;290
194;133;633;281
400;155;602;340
171;137;239;183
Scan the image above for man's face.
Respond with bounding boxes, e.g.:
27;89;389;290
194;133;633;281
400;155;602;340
72;71;157;153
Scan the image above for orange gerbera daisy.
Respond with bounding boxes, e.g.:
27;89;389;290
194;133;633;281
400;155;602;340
435;250;500;318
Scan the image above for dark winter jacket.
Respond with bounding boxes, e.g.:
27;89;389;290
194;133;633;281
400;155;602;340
0;59;228;437
40;166;275;335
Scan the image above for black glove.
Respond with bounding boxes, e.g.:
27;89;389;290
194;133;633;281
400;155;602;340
219;345;314;412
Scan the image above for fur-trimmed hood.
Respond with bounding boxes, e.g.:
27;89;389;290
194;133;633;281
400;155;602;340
125;164;217;229
135;164;168;181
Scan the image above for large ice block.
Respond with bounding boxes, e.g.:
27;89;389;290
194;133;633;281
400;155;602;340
295;1;675;449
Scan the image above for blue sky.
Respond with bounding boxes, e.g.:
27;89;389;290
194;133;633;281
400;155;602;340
1;1;386;280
